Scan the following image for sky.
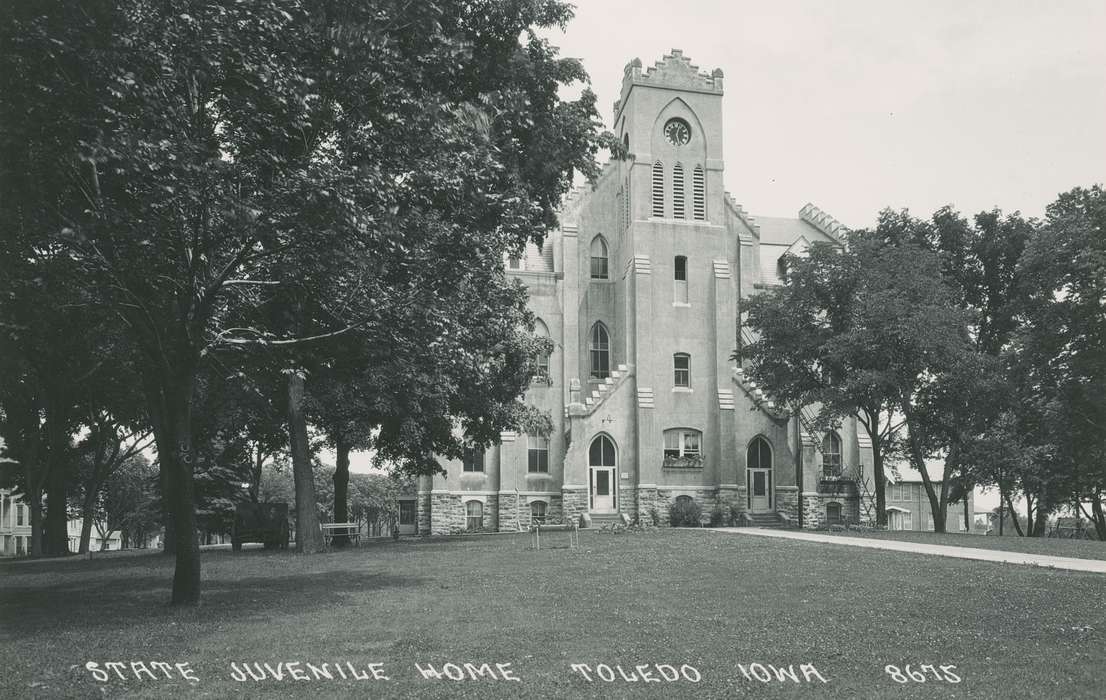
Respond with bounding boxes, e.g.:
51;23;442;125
547;0;1106;228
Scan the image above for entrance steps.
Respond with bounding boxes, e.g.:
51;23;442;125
584;513;624;528
745;512;789;529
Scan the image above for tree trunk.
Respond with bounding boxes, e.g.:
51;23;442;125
45;456;70;556
906;431;944;533
165;391;201;604
144;367;201;605
998;483;1006;536
1090;494;1106;541
332;434;350;547
287;371;324;553
1031;491;1048;537
1004;492;1024;537
870;430;887;527
78;491;95;554
250;443;264;503
27;493;44;557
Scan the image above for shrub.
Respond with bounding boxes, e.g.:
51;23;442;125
709;506;725;527
728;504;742;526
668;498;702;527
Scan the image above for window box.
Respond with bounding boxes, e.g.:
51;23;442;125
663;454;703;470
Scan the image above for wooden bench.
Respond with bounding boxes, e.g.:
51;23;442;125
529;521;579;550
321;523;361;547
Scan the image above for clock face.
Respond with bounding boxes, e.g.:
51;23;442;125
664;118;691;146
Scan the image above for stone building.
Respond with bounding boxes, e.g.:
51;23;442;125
416;50;875;534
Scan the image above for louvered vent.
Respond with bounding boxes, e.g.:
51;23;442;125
673;163;685;219
651;161;664;217
693;165;705;220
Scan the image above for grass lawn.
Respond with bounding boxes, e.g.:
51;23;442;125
813;528;1106;561
2;529;1104;699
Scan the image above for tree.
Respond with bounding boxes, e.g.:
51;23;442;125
1012;186;1106;538
738;211;970;527
1;1;607;602
96;454;159;551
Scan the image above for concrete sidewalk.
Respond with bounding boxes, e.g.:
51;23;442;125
704;527;1106;573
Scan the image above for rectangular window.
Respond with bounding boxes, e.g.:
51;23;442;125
674;256;688;303
528;435;549;473
398;501;416;526
462;447;484;473
663;429;702;460
16;505;24;527
530;501;547;524
673;354;690;387
590;255;608;279
466;501;483;531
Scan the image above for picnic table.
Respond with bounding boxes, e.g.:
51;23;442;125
321;522;361;547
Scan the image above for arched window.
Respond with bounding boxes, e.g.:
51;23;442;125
692;165;705;220
747;437;772;469
530;501;548;524
589;236;609;280
589;434;616;467
822;432;842;477
674;255;688;303
465;501;483;531
532;318;551;383
675;495;693;506
826;502;842;524
673;352;690;387
589;322;610;379
672;162;686;219
651;161;664;217
527;435;549;473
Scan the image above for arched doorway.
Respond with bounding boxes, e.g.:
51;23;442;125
588;435;617;513
746;437;773;512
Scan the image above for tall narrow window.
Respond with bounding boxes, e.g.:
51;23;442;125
672;162;685;219
465;501;483;531
651;161;664;217
692;165;705;220
589;322;610;379
462;446;484;473
821;432;842;477
532;318;551;383
530;501;547;524
674;255;688;303
673;353;690;387
528;435;549;473
589;236;609;280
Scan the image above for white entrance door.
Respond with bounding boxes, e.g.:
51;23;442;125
749;469;772;512
590;467;616;513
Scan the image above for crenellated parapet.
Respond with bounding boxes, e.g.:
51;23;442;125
799;202;848;243
615;49;723;121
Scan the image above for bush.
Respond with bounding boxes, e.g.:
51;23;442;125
668;498;702;527
728;504;742;526
709;506;725;527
